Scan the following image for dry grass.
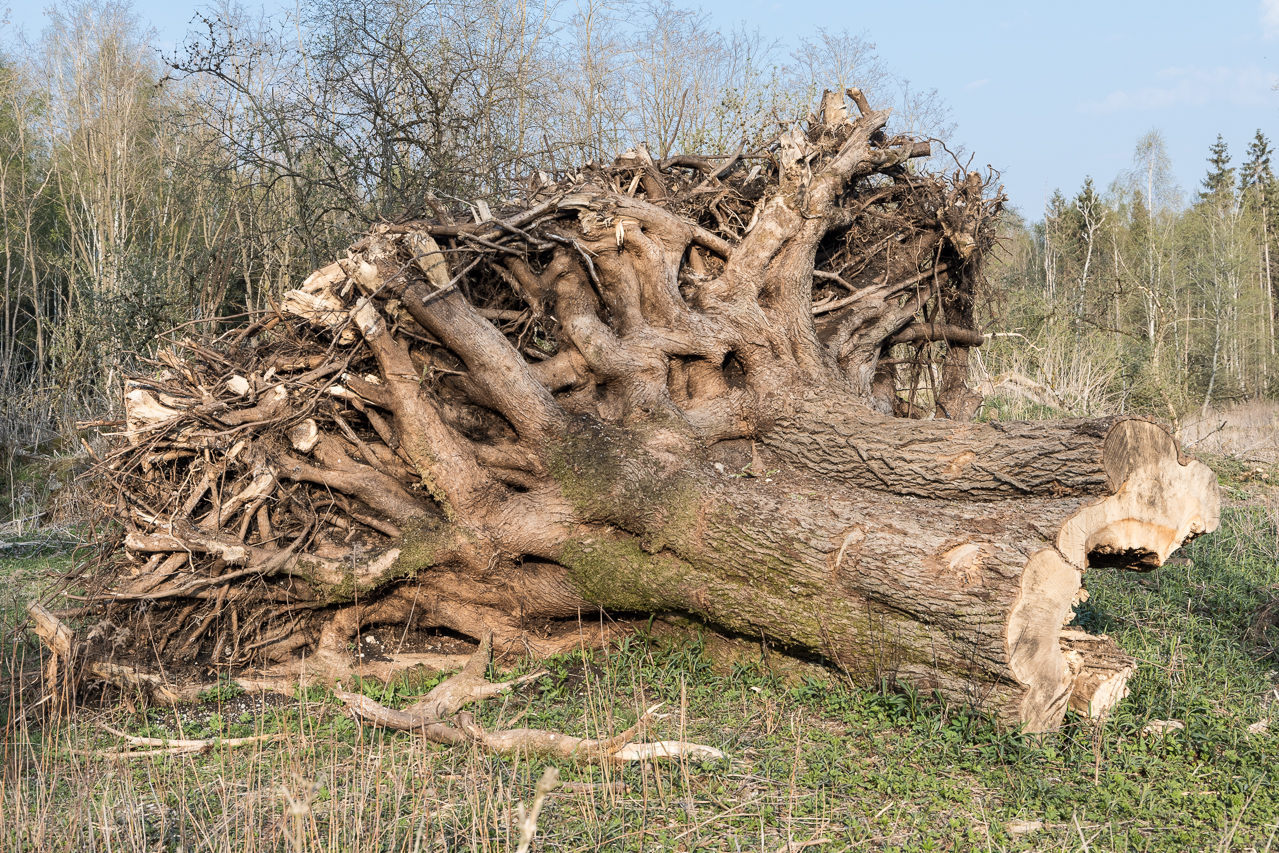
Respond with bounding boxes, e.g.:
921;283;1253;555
1181;400;1279;465
0;632;851;853
970;331;1125;420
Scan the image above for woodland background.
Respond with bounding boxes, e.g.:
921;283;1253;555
0;0;1276;499
0;4;1277;851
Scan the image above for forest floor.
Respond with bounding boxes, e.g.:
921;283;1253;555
1;455;1277;853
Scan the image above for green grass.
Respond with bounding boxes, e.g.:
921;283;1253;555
2;499;1279;852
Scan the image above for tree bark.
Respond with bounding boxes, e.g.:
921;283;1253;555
82;91;1219;733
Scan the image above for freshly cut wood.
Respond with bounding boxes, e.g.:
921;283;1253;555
123;388;182;441
282;267;357;344
226;375;252;396
288;419;320;452
1060;629;1136;718
1056;419;1219;569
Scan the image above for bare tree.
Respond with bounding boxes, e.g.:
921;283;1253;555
553;0;632;163
26;0;200;405
0;56;51;393
623;1;722;159
787;27;890;106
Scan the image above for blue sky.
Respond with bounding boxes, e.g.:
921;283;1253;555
5;0;1277;218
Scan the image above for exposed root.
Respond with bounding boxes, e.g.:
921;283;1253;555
333;636;725;763
71;90;1004;687
25;606;723;764
399;633;546;719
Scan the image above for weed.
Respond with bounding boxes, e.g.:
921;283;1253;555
197;675;247;704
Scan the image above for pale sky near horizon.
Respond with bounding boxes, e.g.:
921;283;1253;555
4;0;1276;219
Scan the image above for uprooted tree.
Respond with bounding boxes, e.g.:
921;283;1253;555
56;90;1218;735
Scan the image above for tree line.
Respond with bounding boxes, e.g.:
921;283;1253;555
982;129;1279;427
3;0;1270;451
0;0;951;448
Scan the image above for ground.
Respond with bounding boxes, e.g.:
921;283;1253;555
1;453;1277;852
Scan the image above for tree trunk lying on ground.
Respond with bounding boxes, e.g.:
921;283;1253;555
49;90;1218;734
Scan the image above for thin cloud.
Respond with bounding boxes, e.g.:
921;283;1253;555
964;78;990;90
1263;0;1279;39
1078;66;1279;114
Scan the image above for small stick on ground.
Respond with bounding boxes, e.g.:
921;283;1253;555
82;727;282;759
515;767;561;853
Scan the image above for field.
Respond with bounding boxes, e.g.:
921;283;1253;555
1;459;1277;852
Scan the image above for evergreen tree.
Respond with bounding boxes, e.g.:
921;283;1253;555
1074;176;1102;227
1198;134;1235;204
1239;130;1274;194
1239;130;1279;216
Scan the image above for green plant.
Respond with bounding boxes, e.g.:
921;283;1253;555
197;675;246;703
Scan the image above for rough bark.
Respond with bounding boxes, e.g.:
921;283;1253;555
62;90;1220;733
765;402;1134;500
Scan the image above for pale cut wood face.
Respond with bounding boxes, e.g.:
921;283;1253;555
1058;419;1220;570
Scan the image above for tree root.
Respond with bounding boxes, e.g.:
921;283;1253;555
25;607;723;764
333;634;725;763
61;91;1216;733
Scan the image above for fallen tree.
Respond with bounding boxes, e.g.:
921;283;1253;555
55;90;1217;733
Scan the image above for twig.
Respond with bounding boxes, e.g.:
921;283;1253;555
515;767;561;853
88;724;282;758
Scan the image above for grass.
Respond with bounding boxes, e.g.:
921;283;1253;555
3;480;1279;851
1182;402;1279;466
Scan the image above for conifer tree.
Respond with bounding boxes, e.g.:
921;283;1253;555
1240;131;1273;192
1199;134;1235;204
1240;130;1278;215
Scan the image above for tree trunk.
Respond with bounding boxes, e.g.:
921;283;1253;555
85;91;1219;733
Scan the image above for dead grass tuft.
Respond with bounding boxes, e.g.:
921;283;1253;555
1181;401;1279;465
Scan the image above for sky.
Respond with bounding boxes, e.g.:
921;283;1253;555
3;0;1277;218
